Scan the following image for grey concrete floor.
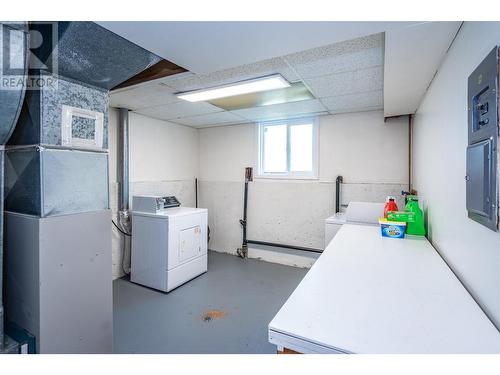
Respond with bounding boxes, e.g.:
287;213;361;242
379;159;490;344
113;251;308;354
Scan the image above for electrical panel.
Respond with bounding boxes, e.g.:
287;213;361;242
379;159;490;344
466;47;499;231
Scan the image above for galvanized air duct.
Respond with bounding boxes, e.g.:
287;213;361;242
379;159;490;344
28;22;162;90
0;23;29;145
2;21;159;353
0;151;5;351
0;22;29;353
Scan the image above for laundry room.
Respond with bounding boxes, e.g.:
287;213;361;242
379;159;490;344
2;2;500;374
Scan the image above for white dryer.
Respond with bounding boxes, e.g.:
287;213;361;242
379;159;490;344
131;196;208;292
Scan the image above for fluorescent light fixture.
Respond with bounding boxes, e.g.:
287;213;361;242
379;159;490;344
176;74;291;102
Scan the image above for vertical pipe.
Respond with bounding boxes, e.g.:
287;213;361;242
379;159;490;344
335;175;343;213
195;178;198;208
0;22;28;352
237;167;253;258
242;167;253;248
242;181;248;246
408;114;413;191
117;108;129;211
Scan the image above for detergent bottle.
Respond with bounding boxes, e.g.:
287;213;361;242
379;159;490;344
404;196;426;236
383;196;398;218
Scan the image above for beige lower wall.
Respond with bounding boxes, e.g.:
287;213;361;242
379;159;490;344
200;180;407;258
199;110;410;261
108;109;409;277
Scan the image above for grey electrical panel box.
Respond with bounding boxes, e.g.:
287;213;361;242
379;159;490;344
467;47;499;231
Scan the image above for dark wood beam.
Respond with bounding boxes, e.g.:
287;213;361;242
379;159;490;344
113;59;187;90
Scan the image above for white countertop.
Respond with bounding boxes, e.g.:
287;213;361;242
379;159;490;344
268;224;500;353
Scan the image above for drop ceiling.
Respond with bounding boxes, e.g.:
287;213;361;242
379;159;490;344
111;33;384;127
107;21;461;128
98;21;417;74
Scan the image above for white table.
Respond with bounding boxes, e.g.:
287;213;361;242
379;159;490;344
268;224;500;354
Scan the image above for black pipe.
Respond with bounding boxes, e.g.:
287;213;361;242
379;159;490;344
238;166;323;257
247;240;323;254
335;175;343;213
195;178;198;208
241;167;253;247
237;167;253;258
242;181;248;245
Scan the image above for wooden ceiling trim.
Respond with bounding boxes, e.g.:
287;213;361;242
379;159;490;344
113;59;188;90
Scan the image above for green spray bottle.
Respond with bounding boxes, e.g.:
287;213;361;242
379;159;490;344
404;195;426;236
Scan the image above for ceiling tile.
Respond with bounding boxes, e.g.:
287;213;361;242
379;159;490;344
231;99;327;121
321;90;383;112
173;111;248;127
328;105;383;115
110;83;180;110
109;32;386;123
161;57;300;93
284;33;382;64
134;101;222;121
286;47;383;80
303;66;383;98
97;22;418;74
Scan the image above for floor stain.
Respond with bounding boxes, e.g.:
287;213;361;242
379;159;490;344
202;310;226;322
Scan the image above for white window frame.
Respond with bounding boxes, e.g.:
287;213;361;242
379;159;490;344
256;117;319;180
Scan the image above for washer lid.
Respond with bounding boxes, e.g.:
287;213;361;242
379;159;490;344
151;206;208;218
326;212;346;224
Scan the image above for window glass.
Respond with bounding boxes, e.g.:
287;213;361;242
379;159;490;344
290;123;313;172
258;118;317;179
262;124;287;173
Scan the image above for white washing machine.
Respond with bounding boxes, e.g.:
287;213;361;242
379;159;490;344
131;196;208;292
324;211;347;248
324;202;385;248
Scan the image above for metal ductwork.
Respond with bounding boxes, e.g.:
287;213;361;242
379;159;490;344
2;21;160;353
0;21;29;353
29;21;162;90
0;23;29;144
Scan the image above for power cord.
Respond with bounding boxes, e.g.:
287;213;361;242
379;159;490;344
111;219;131;276
112;219;131;236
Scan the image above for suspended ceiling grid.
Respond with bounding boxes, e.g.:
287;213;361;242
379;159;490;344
110;33;383;128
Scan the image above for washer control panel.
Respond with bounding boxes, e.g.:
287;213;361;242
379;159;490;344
133;195;181;213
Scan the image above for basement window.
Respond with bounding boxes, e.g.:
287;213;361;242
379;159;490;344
257;117;318;179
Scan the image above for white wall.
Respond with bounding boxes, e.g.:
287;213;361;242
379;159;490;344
128;113;199;183
109;110;199;279
412;22;500;329
319;111;408;184
108;109;408;276
199;110;409;265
